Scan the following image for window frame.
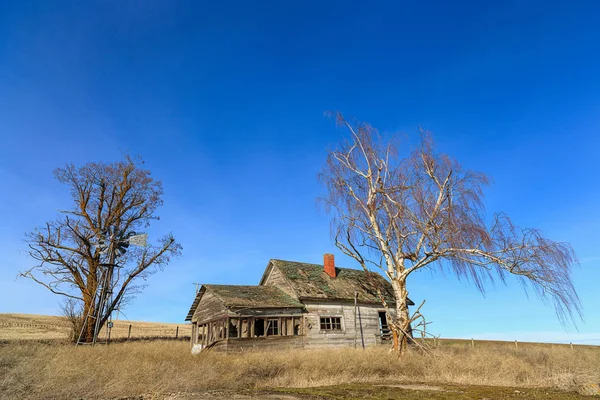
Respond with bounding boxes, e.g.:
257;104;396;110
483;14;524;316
319;316;343;332
266;318;279;336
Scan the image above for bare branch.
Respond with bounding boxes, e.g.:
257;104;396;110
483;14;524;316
319;113;581;354
21;155;182;343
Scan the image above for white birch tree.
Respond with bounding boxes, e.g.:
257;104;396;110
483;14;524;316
320;114;580;354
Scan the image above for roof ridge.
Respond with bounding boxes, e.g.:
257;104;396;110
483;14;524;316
205;284;268;288
272;259;396;304
270;258;369;272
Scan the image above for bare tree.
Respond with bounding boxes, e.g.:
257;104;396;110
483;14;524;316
21;156;182;343
320;114;580;354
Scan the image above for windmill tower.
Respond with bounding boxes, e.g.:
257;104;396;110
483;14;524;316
76;229;148;346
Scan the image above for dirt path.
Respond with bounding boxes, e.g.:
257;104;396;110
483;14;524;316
119;383;594;400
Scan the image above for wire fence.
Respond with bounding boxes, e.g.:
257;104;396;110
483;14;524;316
0;316;191;342
97;322;191;341
421;337;600;349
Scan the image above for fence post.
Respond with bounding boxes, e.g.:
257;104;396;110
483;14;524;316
128;324;132;339
515;340;518;350
176;326;179;339
570;342;573;350
471;338;474;348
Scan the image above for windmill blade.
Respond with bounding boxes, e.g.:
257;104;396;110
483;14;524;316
128;233;148;247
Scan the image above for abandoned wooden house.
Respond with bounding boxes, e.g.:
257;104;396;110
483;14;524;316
185;254;413;352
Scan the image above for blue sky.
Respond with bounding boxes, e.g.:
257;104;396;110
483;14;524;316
1;1;599;344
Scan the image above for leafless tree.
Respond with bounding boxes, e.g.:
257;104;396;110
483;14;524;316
21;156;182;343
320;114;580;354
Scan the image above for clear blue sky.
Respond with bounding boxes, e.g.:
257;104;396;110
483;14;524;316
1;1;599;344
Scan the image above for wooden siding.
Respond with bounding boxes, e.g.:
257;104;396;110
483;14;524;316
224;335;305;351
196;301;391;352
192;291;228;324
302;300;385;348
262;264;297;299
189;263;399;352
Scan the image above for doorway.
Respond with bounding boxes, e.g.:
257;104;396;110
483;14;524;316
254;318;265;337
378;311;390;340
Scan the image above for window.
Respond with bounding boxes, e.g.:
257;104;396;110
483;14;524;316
266;319;279;336
228;320;238;338
320;316;342;331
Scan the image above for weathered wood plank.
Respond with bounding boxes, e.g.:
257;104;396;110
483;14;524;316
301;301;387;348
262;264;297;299
193;291;228;324
228;309;304;317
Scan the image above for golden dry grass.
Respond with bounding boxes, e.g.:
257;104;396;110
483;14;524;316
1;339;599;399
0;313;190;341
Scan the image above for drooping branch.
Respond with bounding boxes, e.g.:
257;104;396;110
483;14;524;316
320;113;581;352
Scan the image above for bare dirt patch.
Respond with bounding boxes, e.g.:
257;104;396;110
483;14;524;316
275;383;595;399
375;383;448;391
120;393;306;400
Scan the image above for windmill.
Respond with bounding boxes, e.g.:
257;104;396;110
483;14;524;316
76;229;148;346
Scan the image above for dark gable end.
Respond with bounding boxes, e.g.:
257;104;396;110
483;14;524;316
268;259;414;306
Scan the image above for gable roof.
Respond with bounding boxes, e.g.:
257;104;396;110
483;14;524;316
185;284;304;321
263;259;413;305
186;258;415;321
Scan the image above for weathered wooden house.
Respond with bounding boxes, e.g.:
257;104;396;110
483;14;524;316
185;254;413;352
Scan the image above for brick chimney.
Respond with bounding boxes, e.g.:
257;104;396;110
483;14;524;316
324;253;336;278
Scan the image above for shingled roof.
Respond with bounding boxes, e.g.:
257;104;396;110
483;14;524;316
205;284;304;308
266;259;413;305
186;258;414;321
185;284;304;321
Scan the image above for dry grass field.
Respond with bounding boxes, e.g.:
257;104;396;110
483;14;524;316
2;314;600;399
0;313;190;341
1;338;600;399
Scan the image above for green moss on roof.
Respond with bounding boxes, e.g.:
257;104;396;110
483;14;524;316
205;284;304;309
271;259;408;305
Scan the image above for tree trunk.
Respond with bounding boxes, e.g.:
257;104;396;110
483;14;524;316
398;300;411;353
391;277;412;354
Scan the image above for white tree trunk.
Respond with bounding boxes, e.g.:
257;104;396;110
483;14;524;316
391;277;411;353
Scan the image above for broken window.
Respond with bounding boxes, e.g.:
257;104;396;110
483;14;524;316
228;320;238;338
266;319;279;336
319;316;342;331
